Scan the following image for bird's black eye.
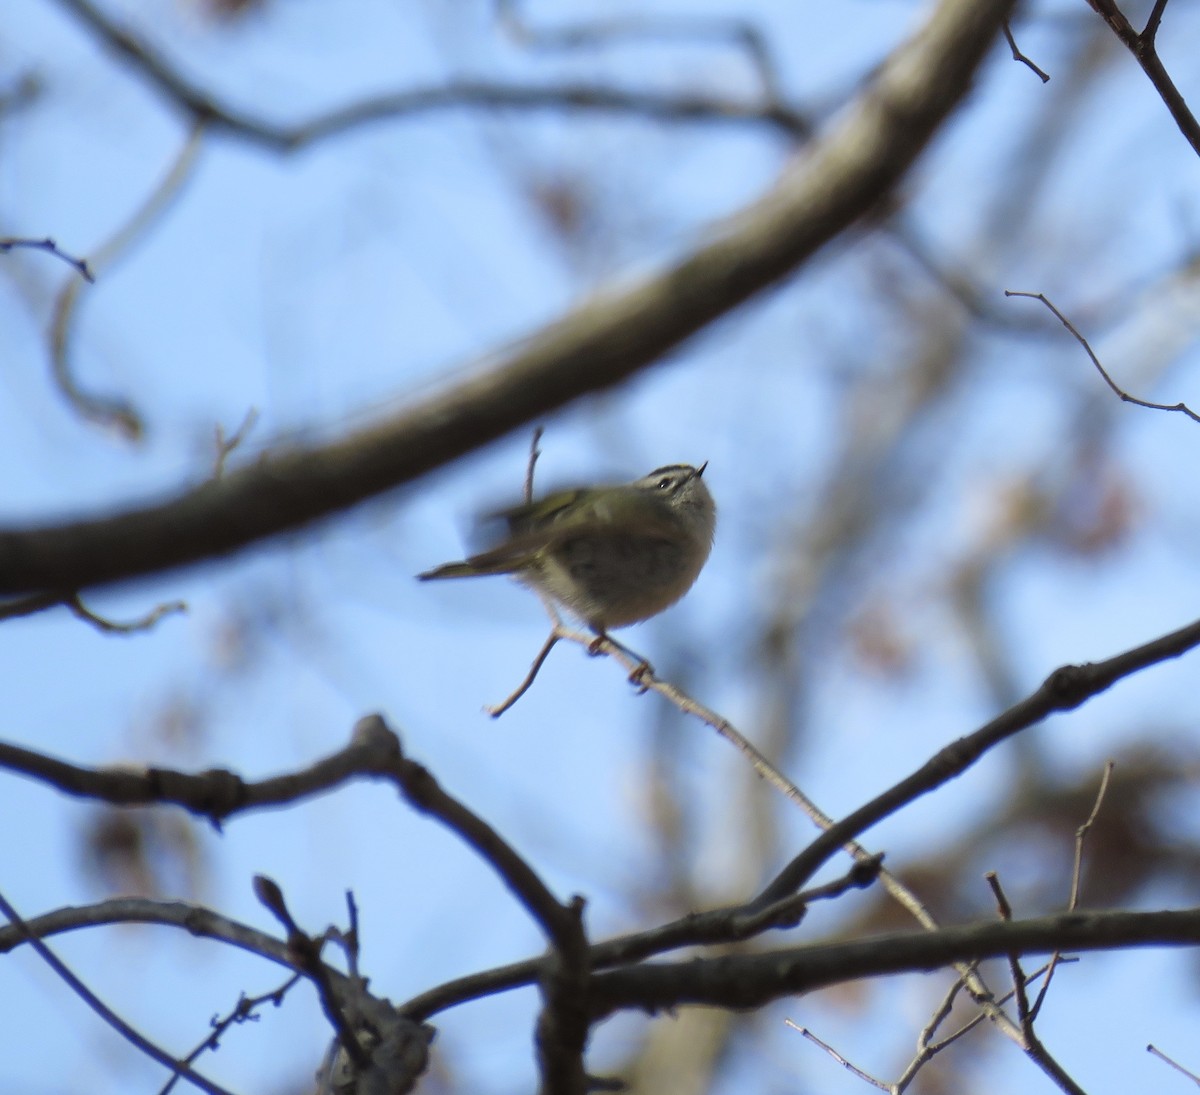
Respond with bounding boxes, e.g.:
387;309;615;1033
657;477;672;490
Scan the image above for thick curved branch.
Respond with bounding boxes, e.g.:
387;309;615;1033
0;0;1015;596
587;907;1200;1020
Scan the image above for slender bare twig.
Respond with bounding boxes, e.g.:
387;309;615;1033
893;960;1065;1090
1007;290;1200;423
0;896;298;969
65;593;187;634
523;425;545;504
0;236;94;281
1028;760;1115;1021
0;590;185;633
1147;1044;1200;1087
54;0;808;144
49;122;204;440
494;1;790;110
213;408;260;477
483;428;558;716
890;976;971;1090
253;875;369;1069
159;973;302;1095
786;1021;889;1090
0;886;235;1095
486;630;561;717
979;873;1087;1095
1002;22;1050;82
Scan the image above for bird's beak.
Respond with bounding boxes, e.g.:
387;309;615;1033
695;461;708;478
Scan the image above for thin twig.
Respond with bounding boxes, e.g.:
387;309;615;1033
1029;760;1114;1021
159;973;302;1095
253;875;369;1068
214;408;260;477
983;871;1086;1095
786;1021;889;1090
55;0;809;144
49;122;205;440
756;612;1200;904
66;593;187;634
0;709;416;826
1147;1044;1200;1087
1002;22;1049;82
894;961;1064;1090
0;236;94;281
986;871;1033;1024
0;886;234;1095
495;1;790;109
523;425;544;504
0;591;185;633
1007;290;1200;423
486;630;560;717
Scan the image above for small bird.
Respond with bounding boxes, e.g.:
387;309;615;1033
418;463;716;635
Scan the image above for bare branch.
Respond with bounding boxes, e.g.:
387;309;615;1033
1007;290;1200;423
213;408;260;477
786;1020;889;1090
0;0;1017;597
253;875;369;1069
495;2;789;108
523;425;545;504
754;612;1200;906
0;886;235;1095
0;590;185;633
1085;0;1200;157
49;123;204;441
1029;761;1115;1020
65;593;187;634
0;236;94;281
159;974;302;1095
0;714;406;826
398;859;882;1023
587;907;1200;1020
1002;22;1050;83
1147;1044;1200;1087
984;873;1087;1095
0;896;299;969
486;629;560;717
54;0;807;144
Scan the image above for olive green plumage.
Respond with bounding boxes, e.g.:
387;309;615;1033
418;463;716;631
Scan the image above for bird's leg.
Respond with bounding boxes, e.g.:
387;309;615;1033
588;630;654;691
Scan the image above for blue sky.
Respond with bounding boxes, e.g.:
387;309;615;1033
5;1;1200;1093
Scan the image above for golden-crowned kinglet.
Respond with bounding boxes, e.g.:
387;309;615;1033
418;463;715;633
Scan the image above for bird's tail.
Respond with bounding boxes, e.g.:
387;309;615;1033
417;560;483;581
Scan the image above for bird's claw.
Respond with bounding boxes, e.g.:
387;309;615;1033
628;661;653;691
